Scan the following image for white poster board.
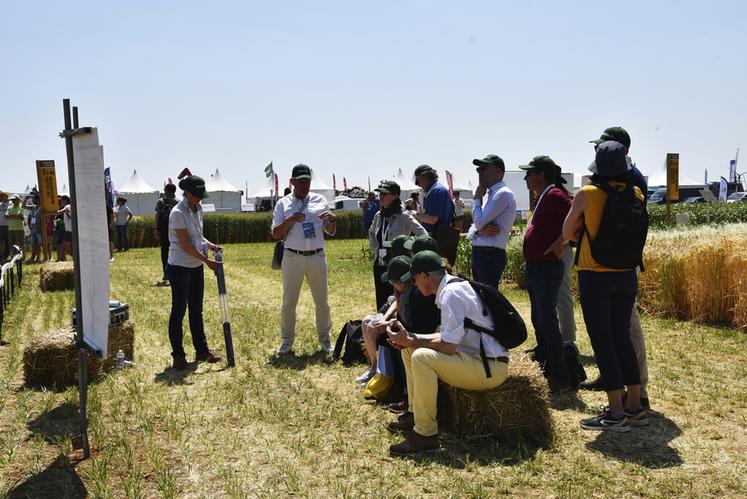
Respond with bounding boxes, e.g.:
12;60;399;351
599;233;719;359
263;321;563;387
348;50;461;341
72;129;110;356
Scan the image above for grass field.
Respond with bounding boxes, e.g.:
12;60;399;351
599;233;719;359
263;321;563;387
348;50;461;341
0;239;745;498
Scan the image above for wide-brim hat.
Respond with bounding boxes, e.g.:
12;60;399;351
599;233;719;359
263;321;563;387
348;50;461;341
588;141;629;177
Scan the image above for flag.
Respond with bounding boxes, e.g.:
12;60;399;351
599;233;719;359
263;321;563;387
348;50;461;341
104;167;115;208
333;174;337;191
178;167;192;179
719;176;728;202
704;169;708;184
730;159;737;183
274;173;279;203
445;170;454;197
265;161;274;179
343;177;348;191
368;177;371;192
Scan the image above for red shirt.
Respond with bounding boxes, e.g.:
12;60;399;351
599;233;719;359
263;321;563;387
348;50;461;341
523;187;572;263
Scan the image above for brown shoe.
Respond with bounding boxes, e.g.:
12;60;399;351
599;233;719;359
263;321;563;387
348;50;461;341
172;356;188;370
196;350;221;363
389;432;440;455
386;412;414;434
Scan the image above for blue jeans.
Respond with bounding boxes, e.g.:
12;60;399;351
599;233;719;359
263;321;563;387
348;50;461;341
471;247;506;289
167;264;209;358
578;270;640;391
524;261;567;380
116;224;129;251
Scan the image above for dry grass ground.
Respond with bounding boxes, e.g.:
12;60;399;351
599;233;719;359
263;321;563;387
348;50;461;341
0;239;745;498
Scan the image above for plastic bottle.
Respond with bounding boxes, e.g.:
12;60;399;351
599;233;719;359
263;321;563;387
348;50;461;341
115;350;125;370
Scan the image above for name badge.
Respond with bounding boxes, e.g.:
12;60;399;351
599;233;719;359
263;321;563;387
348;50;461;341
378;248;387;266
302;221;316;239
31;217;37;225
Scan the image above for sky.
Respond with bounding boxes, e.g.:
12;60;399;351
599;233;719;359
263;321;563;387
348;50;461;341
1;0;745;195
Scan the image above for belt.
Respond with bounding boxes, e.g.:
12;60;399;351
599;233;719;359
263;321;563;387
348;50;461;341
285;247;324;256
472;246;506;252
485;356;509;364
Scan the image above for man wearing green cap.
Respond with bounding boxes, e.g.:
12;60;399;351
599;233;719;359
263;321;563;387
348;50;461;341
468;154;516;288
412;165;457;264
386;250;510;454
166;174;223;369
272;164;337;355
368;180;426;309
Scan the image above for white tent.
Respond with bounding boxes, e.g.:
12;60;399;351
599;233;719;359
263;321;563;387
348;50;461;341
310;174;335;204
644;163;704;187
393;168;420;192
205;169;243;212
117;170;159;215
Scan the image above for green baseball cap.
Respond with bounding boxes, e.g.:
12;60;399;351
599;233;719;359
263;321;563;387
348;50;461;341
381;255;412;284
519;155;557;172
414;164;436;177
590;127;631;149
291;164;313;180
374;180;401;195
401;250;444;282
178;175;210;199
382;234;412;256
404;234;439;254
472;154;505;171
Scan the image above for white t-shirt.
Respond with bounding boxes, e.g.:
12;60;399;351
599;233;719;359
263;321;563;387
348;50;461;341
115;204;131;225
271;192;332;251
168;198;207;268
62;204;72;232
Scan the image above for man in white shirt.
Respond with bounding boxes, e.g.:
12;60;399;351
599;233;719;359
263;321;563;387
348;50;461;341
468;154;517;288
386;250;510;455
272;164;337;355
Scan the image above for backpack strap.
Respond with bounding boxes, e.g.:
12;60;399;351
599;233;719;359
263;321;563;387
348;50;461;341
332;325;347;361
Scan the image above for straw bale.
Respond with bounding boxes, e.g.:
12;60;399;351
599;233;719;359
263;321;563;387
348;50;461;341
23;320;135;389
436;351;555;447
39;262;75;292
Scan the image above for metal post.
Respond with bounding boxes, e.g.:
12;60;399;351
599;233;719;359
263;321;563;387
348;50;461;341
73;107;79;128
62;99;90;459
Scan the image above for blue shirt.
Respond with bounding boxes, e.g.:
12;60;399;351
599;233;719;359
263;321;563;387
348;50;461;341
422;182;454;231
362;199;380;231
629;159;647;193
468;180;516;250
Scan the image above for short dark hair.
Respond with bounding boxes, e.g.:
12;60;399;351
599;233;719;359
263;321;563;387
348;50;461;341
165;184;176;194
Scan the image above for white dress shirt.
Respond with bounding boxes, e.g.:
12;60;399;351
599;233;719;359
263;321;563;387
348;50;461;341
468;180;516;250
435;277;509;357
272;192;333;251
168;197;207;268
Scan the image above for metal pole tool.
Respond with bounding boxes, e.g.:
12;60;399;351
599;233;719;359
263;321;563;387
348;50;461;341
214;249;235;367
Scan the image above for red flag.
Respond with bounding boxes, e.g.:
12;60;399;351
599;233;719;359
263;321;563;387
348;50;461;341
333;174;337;191
445;170;455;197
274;173;279;203
167;177;173;185
343;177;348;191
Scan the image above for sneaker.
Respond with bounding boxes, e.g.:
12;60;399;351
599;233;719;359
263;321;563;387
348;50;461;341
319;339;333;355
276;343;293;355
624;407;650;427
389;432;440;455
172;356;188;370
386;412;415;434
579;376;605;391
355;369;375;384
196;350;221;363
580;409;631;432
622;390;650;409
109;257;115;262
388;400;408;414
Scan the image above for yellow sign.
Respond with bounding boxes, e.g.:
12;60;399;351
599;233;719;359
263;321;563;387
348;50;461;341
666;153;679;202
36;160;59;213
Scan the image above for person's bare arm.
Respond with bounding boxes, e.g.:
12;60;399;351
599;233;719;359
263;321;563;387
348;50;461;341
271;213;305;240
562;191;587;243
174;228;221;272
386;320;458;355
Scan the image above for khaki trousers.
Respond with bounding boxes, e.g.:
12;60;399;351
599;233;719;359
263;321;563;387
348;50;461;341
280;250;332;347
402;347;509;437
557;244;577;344
629;304;648;398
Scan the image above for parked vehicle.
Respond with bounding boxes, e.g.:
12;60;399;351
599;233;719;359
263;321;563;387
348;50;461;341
684;196;706;204
727;192;747;203
648;186;707;205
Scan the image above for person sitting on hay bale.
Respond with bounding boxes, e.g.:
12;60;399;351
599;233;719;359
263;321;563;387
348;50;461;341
385;250;510;455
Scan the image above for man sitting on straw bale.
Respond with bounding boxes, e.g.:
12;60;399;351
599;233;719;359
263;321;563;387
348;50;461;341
385;250;509;455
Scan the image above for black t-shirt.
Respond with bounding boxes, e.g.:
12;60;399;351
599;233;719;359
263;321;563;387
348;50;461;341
401;286;440;334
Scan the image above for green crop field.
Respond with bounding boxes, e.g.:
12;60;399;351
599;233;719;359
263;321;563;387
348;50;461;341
0;240;745;497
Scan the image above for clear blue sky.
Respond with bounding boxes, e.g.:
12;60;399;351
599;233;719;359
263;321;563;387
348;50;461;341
2;0;745;194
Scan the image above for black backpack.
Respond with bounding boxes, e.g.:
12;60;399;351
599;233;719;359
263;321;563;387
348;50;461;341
576;182;649;270
449;278;528;377
332;320;367;366
156;197;177;232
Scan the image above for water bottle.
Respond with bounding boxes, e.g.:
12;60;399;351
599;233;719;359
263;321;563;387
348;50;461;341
115;350;125;370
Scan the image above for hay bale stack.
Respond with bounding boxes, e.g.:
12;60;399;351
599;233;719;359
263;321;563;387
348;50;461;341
437;351;555;447
39;262;75;291
23;321;135;389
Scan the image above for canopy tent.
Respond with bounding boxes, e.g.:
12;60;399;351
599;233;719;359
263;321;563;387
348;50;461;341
310;174;335;204
393;168;420;192
205;169;242;212
644;162;704;187
117;170;159;215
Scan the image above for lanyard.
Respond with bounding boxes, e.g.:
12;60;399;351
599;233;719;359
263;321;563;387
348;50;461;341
530;184;554;224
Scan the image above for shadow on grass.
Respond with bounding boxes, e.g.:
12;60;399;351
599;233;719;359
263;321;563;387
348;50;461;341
578;353;597;367
392;434;546;467
586;411;683;468
7;455;87;498
550;389;589;411
268;351;333;371
27;401;79;443
154;362;199;385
